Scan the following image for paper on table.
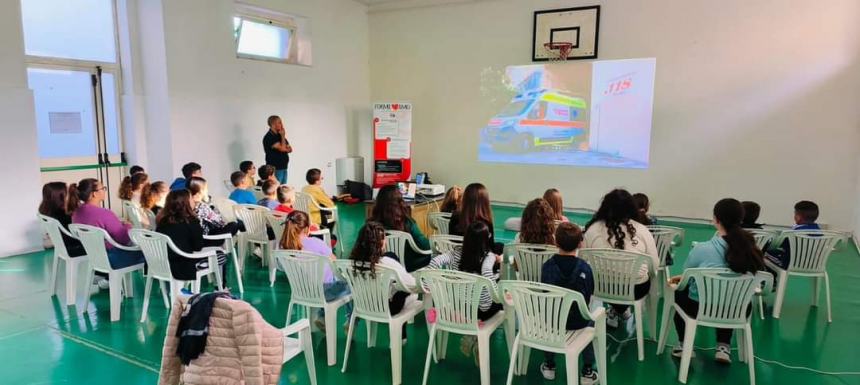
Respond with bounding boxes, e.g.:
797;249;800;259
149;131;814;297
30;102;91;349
386;139;410;159
375;118;398;139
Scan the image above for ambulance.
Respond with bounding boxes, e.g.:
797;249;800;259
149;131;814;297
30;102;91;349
481;90;587;153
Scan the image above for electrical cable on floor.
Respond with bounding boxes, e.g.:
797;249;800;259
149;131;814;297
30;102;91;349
605;334;860;376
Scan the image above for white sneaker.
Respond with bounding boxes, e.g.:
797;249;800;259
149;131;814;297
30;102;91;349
580;367;599;385
540;362;556;380
671;345;696;359
606;308;619;329
714;344;732;364
94;277;110;290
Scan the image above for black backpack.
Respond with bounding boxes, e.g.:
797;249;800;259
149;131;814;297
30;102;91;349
344;180;372;201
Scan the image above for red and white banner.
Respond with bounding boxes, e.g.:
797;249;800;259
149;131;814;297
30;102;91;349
372;102;412;187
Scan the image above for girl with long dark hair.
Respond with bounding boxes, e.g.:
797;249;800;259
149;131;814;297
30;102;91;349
583;189;658;328
349;221;416;341
39;182;85;257
439;186;462;213
370;184;431;271
155;190;227;281
669;198;764;364
449;183;503;254
542;188;570;223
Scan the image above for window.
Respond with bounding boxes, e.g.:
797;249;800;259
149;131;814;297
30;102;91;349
20;0;117;63
233;16;293;62
232;3;312;66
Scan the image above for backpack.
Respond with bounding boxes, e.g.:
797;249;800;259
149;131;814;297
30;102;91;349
344;180;372;201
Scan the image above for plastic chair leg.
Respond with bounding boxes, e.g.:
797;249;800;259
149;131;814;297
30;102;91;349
422;325;437;385
634;301;645;361
66;259;79;306
140;276;153;323
341;314;357;373
390;321;404;385
108;273;122;322
505;335;520;385
812;276;820;307
231;245;244;294
49;255;60;296
285;302;294;327
656;304;675;355
564;352;579;385
597;328;607;385
772;274;788;319
159;281;170;308
123;273;135;298
478;334;492;385
324;305;338;366
300;325;317;385
744;324;756;385
824;274;833;323
678;321;697;383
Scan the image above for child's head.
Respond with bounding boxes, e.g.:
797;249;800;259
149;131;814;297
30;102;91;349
181;162;202;179
350;221;387;272
230;171;248;189
794;200;819;224
542;188;565;221
306;168;322;185
277;185;295;205
239;160;255;176
280;210;311;250
258;165;275;181
129;165;145;176
632;193;650;213
741;201;761;226
261;179;279;198
459;221;493;275
439;186;462;213
555;222;584;254
520;198;555;245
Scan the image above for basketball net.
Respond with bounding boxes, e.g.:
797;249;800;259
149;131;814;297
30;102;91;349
543;42;573;61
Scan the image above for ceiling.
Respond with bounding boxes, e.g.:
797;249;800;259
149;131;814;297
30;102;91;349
354;0;494;13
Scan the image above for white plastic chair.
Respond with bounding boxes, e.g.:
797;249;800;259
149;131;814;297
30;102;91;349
429;234;462;257
268;210;333;251
657;268;772;385
234;204;276;285
122;200;154;230
385;230;432;266
210;197;238;224
251;186;265;201
334;260;423;385
283;318;318;385
38;215;90;307
427;212;452;235
69;224;144;322
500;280;607;385
579;248;654;361
647;225;684;279
416;269;509;385
295;191;344;256
130;229;221;322
275;250;351;366
764;230;843;322
203;232;244;294
508;243;558;282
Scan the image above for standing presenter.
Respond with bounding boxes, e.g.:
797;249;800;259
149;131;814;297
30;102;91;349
262;115;292;184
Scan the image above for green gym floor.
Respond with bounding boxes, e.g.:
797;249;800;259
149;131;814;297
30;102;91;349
2;203;859;385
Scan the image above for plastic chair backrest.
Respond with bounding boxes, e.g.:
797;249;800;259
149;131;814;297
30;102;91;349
333;259;399;321
684;268;767;326
267;211;287;246
747;228;777;251
510;243;558;282
784;230;842;273
294;192;315;219
416;269;494;334
121;200;142;228
499;280;588;349
384;230;413;260
579;248;652;302
211;197;238;223
234;204;269;242
647;225;684;268
251;186;265;201
69;224;115;272
430;234;462;256
274;250;328;307
38;214;72;260
129;229;174;281
428;212;452;234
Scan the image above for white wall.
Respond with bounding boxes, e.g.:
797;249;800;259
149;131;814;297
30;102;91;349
369;0;860;229
152;0;371;196
0;0;44;256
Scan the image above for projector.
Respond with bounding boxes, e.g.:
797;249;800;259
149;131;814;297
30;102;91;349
417;184;445;197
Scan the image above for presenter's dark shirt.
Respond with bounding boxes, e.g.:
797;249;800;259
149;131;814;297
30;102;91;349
263;130;290;170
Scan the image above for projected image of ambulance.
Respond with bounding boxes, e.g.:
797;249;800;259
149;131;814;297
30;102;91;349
481;88;588;153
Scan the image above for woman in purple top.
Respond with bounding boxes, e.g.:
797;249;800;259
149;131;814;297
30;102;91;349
69;178;146;269
279;210;351;323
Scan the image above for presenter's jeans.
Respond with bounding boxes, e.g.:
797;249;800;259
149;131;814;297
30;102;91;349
275;169;288;184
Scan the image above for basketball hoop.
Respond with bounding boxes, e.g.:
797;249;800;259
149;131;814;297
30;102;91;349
543;42;573;61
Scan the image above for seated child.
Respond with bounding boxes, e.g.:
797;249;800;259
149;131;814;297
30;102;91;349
257;165;277;187
274;185;296;214
539;222;597;384
228;171;257;205
257;179;280;210
766;200;821;269
741;201;763;229
240;160;256;187
301;168;336;229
